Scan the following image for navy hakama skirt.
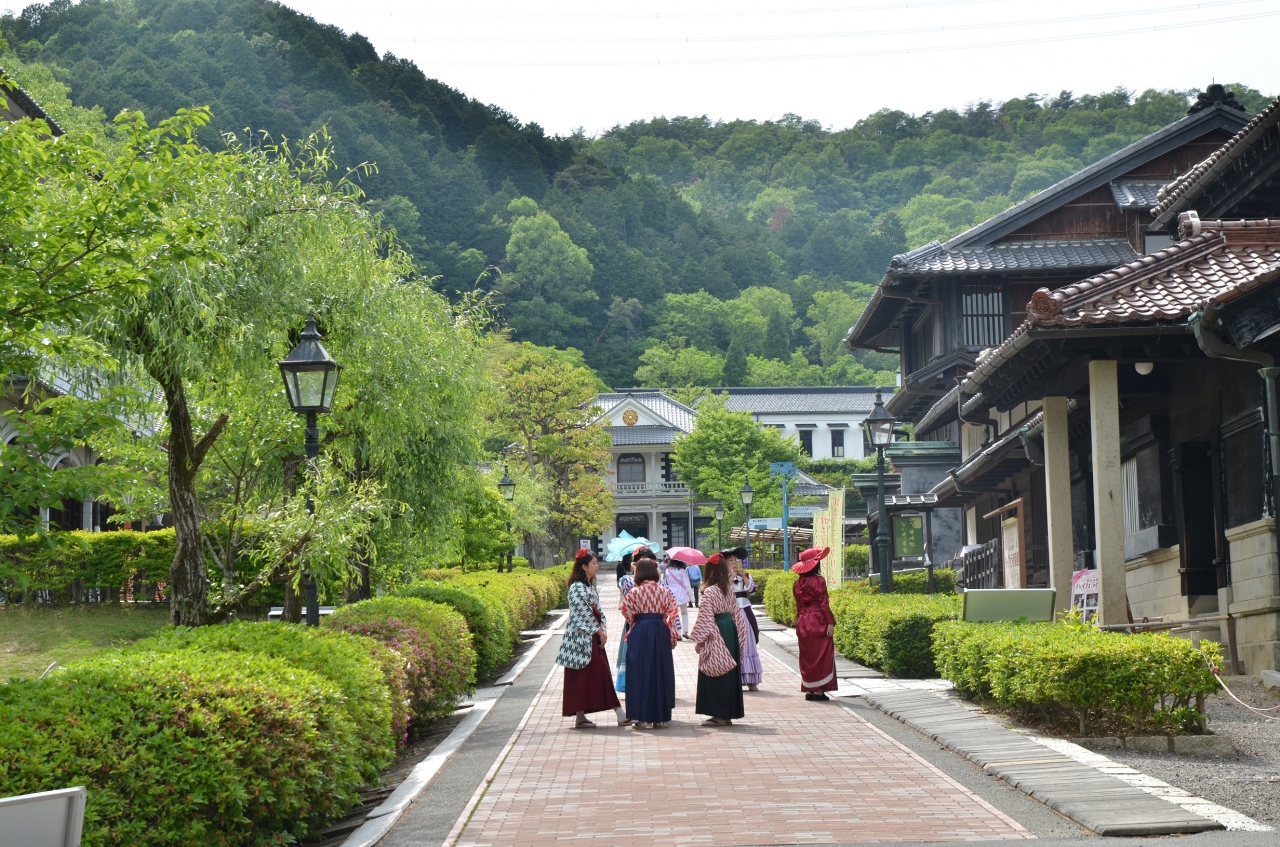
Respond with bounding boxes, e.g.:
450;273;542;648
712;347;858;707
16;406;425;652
624;613;676;723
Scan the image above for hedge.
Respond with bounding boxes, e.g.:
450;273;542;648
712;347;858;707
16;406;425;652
0;529;175;601
763;570;799;626
423;569;563;635
134;623;402;768
830;590;961;677
325;597;475;721
0;650;364;847
844;544;870;577
848;568;958;595
744;568;783;603
397;583;513;681
932;619;1221;736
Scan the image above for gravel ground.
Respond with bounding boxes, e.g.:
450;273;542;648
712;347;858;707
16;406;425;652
1106;676;1280;827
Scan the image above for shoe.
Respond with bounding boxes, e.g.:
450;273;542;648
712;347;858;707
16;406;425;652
653;721;669;728
617;718;636;727
633;721;650;729
701;718;732;727
806;693;830;702
747;684;759;691
574;717;597;728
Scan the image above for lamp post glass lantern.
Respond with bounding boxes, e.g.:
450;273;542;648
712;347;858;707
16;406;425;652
278;312;343;626
714;503;725;550
739;477;754;567
862;387;896;593
498;464;516;572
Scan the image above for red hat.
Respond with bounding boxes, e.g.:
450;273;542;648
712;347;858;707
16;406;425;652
790;546;830;574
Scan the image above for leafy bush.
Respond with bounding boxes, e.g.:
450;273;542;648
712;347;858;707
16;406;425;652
543;563;574;605
398;583;513;680
932;619;1221;736
744;567;783;602
325;597;475;721
425;569;563;635
844;544;870;576
0;529;175;600
846;568;957;595
0;650;363;847
830;590;961;677
134;622;401;768
763;569;799;626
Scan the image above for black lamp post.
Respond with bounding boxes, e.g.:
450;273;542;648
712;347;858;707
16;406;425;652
863;387;896;594
739;477;754;566
278;312;343;626
497;464;516;572
714;502;725;550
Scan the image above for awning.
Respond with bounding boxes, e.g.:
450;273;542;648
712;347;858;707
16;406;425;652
928;411;1042;507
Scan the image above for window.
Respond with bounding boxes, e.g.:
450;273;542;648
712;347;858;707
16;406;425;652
962;283;1006;349
617;454;645;483
831;428;845;458
798;429;813;457
617;514;648;538
668;517;688;547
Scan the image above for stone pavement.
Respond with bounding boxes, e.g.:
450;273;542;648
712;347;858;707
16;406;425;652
440;581;1032;847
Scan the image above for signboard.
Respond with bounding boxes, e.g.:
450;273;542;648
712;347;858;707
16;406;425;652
893;515;925;559
1070;568;1100;622
815;489;845;588
748;517;783;531
787;505;823;519
1001;516;1024;588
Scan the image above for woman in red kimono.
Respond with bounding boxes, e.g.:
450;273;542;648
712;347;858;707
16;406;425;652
792;546;838;701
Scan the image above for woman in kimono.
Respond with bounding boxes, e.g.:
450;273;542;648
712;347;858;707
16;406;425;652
723;550;762;691
792;546;838;701
619;558;680;728
690;553;749;726
556;549;634;728
615;552;636;694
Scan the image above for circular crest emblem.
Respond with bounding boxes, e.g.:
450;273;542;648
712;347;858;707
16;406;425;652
622;409;639;426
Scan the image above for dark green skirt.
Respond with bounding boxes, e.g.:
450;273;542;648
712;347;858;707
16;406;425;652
695;612;745;720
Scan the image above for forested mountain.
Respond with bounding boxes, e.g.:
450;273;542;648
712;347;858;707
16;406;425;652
3;0;1271;388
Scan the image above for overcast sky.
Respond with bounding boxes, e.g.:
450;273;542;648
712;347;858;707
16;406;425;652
282;0;1278;137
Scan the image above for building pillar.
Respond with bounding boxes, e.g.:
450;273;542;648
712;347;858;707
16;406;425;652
1042;396;1074;615
82;498;94;531
1089;361;1128;625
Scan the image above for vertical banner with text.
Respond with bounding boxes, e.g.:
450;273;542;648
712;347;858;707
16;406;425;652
817;489;845;588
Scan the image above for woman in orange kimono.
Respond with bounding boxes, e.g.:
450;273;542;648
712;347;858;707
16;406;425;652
792;546;838;701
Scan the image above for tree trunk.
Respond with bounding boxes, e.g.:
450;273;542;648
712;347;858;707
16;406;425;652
154;368;227;626
282;569;303;623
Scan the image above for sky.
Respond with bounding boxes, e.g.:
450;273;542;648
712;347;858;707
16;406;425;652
281;0;1279;137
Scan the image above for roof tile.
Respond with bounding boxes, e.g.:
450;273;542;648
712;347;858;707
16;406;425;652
895;238;1139;275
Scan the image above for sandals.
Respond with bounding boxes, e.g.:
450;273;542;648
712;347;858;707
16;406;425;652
573;717;597;729
701;718;733;727
805;693;830;702
616;718;636;728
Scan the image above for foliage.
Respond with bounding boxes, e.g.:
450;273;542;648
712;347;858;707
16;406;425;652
0;603;169;679
932;618;1222;736
134;622;399;771
830;590;961;677
324;596;476;720
0;529;175;601
0;649;365;846
763;569;799;626
743;567;783;603
397;583;513;681
844;545;871;577
424;568;564;634
894;568;957;594
671;395;806;528
543;562;575;606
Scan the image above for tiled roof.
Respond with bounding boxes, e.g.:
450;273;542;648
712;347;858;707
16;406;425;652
712;386;884;415
0;67;63;135
607;425;680;446
1024;218;1280;328
1151;94;1280;226
597;391;697;432
1109;179;1169;210
891;238;1139;275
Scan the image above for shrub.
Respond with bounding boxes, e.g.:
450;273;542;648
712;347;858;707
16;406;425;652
0;650;363;847
744;568;783;603
425;569;563;634
543;563;574;605
763;570;799;626
844;544;870;577
135;622;401;768
932;619;1221;736
0;529;175;601
889;568;958;594
830;590;961;677
398;583;512;680
325;597;475;721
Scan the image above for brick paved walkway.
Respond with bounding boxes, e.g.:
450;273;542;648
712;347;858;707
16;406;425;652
444;582;1031;846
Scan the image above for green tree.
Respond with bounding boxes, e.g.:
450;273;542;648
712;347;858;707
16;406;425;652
634;339;725;388
500;198;597;348
723;337;748;386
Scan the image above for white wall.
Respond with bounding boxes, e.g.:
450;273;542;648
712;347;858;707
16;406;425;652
752;411;869;459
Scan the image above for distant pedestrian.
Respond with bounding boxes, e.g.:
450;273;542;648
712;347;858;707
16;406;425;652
723;550;762;691
691;554;749;726
792;546;838;701
556;549;634;728
615;553;636;694
662;559;693;637
620;558;679;728
687;563;702;607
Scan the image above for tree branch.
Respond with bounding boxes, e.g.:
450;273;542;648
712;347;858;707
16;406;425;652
193;414;230;466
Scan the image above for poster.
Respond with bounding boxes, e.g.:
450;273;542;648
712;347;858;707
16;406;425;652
893;515;925;559
1000;515;1023;588
1070;569;1100;622
815;489;845;589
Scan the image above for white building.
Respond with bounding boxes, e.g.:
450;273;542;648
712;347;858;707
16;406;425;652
713;387;885;460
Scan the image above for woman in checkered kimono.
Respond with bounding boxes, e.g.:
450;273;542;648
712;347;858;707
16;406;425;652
556;549;634;728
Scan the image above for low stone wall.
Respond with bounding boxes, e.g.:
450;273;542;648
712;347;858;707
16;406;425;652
1125;544;1188;622
1226;518;1280;673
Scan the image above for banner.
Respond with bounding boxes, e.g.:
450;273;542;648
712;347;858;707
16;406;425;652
815;489;845;588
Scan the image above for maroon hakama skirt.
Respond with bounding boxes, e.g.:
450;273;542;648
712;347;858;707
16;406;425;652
562;634;622;715
796;609;838;693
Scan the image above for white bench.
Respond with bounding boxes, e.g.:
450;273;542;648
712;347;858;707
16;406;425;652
0;786;86;847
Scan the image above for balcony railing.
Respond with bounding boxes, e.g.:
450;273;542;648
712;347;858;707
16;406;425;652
609;481;689;497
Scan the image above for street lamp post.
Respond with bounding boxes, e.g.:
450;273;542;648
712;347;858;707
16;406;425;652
739;477;754;567
278;312;343;626
863;387;897;594
497;464;516;573
714;502;725;550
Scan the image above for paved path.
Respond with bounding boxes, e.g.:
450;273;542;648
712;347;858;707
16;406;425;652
441;582;1031;847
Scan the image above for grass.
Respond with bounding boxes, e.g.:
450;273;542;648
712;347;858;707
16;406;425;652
0;603;171;680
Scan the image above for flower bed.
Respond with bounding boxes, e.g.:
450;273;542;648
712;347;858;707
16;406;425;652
932;618;1221;736
830;590;961;678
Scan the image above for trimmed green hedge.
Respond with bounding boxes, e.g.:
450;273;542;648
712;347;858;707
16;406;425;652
325;597;475;721
830;590;961;677
133;623;401;771
0;650;364;847
0;529;175;600
844;544;870;577
398;583;512;681
933;620;1221;736
763;570;799;626
423;569;563;636
744;568;783;603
